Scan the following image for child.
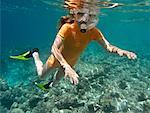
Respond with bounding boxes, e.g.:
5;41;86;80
11;0;137;89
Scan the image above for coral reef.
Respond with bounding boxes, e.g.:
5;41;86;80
0;50;150;113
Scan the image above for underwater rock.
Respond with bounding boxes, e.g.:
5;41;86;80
142;100;150;112
10;102;18;109
11;108;24;113
116;99;128;112
28;95;42;108
75;77;92;98
76;78;91;91
137;92;148;102
0;105;8;113
0;79;9;91
110;92;120;98
59;109;72;113
0;91;16;109
88;72;106;84
87;103;95;113
0;85;27;110
99;97;119;112
31;101;53;113
102;103;116;113
18;102;31;112
118;81;128;89
51;107;60;113
25;111;31;113
98;76;105;85
16;96;28;104
10;87;24;100
55;98;85;110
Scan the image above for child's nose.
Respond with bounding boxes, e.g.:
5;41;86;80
81;14;89;22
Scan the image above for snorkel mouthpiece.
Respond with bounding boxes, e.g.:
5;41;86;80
80;29;87;33
80;23;87;33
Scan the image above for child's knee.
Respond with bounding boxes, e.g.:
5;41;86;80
37;70;45;79
38;64;53;79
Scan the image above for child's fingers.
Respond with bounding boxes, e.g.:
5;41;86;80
112;47;117;52
126;53;131;59
64;73;67;77
117;50;123;56
70;78;73;84
133;54;137;59
75;73;79;78
69;76;78;85
65;71;70;78
127;52;137;60
73;77;78;85
131;53;137;59
130;54;135;59
107;46;112;52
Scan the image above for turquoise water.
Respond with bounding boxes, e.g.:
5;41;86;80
1;0;149;85
0;0;150;112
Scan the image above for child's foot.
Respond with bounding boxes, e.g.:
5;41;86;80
25;48;39;58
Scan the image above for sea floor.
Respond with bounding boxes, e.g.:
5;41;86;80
0;48;150;113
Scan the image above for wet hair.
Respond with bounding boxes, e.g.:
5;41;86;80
58;15;74;30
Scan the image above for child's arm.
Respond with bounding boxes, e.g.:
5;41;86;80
51;35;79;85
97;30;137;59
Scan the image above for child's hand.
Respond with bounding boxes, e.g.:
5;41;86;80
63;64;79;85
107;45;137;59
118;50;137;59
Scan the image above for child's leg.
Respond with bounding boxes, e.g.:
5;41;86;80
32;52;52;79
41;67;64;89
52;67;65;86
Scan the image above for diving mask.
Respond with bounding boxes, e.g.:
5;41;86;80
71;8;99;33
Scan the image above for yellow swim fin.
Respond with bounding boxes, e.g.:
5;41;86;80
10;51;31;60
34;82;49;91
10;48;39;60
34;80;53;91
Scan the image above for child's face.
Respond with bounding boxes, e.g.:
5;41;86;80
76;9;97;23
73;8;98;32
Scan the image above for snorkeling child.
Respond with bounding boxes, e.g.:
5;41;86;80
11;0;137;89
